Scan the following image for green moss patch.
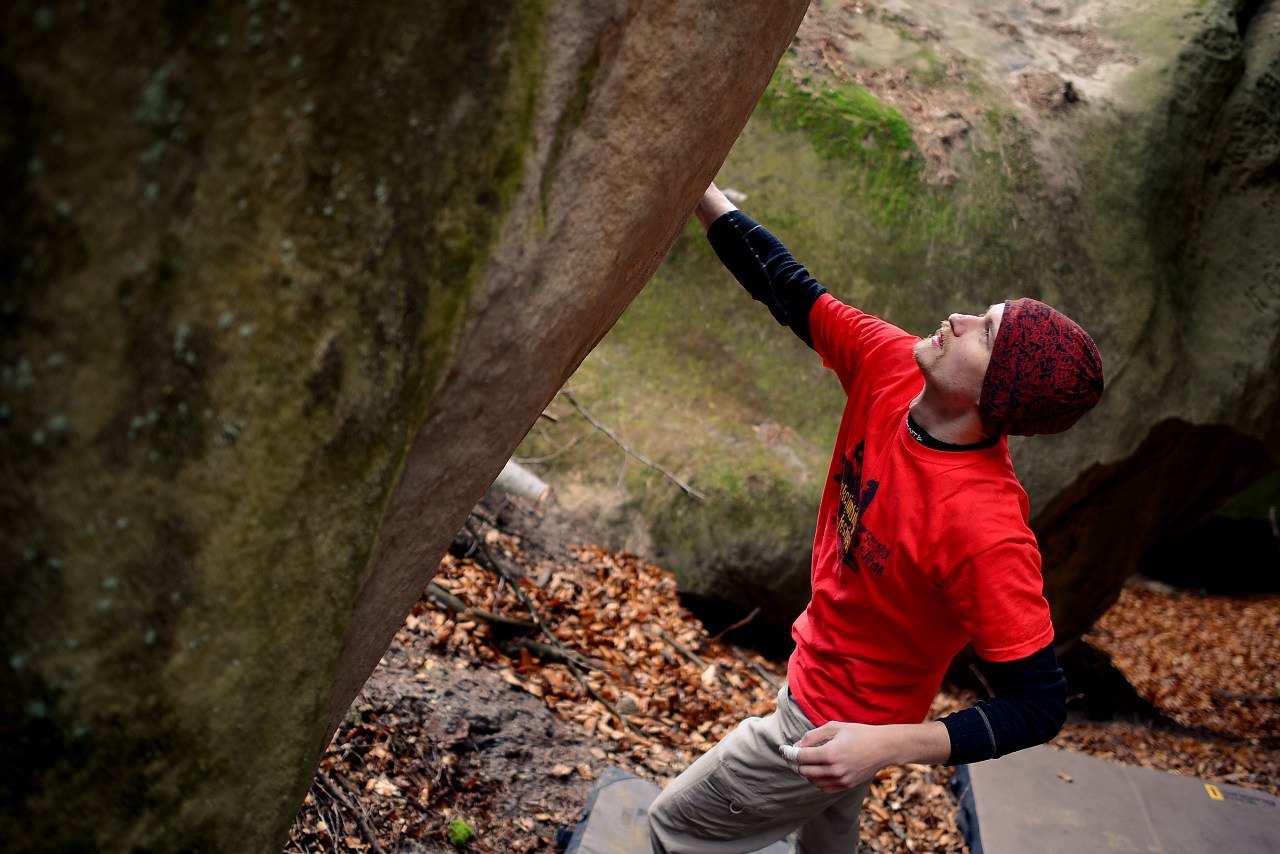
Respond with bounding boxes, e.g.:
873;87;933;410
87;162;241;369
760;70;927;225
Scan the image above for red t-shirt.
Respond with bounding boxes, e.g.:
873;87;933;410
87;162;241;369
787;295;1054;727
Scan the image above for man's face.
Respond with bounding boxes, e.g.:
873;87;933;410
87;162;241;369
912;303;1006;407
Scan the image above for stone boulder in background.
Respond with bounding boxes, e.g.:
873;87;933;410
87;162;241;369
0;1;808;850
1034;0;1280;638
521;0;1279;643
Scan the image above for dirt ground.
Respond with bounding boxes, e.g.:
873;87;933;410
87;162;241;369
285;495;610;853
323;632;602;853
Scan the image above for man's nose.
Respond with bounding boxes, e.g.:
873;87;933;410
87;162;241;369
948;313;977;334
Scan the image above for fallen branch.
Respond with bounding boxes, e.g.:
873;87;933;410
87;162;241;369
1214;689;1280;704
708;606;762;644
732;646;782;691
652;625;709;669
466;516;525;582
465;511;556;587
425;582;538;634
317;771;387;854
513;436;579;465
560;390;706;501
502;637;608;673
466;519;644;737
468;502;512;531
562;655;644;738
324;802;344;853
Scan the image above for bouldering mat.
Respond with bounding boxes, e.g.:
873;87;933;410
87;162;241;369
563;767;789;854
952;745;1278;854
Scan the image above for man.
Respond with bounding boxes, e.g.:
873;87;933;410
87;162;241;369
647;184;1104;853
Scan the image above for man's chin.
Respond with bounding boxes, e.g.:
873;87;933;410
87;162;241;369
911;339;934;369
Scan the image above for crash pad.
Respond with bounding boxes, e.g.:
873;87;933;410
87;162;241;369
952;745;1279;853
563;767;789;854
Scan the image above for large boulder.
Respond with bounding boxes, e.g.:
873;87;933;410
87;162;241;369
1034;0;1280;637
0;1;808;850
521;0;1279;642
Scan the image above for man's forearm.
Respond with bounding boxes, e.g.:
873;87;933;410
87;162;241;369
880;720;953;766
940;643;1067;764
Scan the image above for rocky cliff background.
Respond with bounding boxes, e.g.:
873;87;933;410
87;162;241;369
521;0;1280;642
0;1;809;850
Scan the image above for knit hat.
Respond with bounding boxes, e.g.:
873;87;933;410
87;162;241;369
979;298;1104;436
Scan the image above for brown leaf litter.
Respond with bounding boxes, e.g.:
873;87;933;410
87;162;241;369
288;513;1278;853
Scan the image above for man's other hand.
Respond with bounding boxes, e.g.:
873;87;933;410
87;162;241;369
792;719;952;793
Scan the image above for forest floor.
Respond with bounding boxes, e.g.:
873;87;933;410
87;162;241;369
285;493;1280;854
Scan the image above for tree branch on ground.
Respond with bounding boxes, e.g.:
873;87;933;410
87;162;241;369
501;638;609;673
559;390;706;501
513;436;579;465
1214;689;1280;704
708;606;762;644
317;771;387;854
463;519;644;736
652;625;709;669
732;646;782;690
426;582;539;634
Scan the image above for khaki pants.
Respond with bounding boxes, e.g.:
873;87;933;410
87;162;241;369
648;685;871;853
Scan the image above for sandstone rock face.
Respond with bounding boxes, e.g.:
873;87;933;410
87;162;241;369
1033;0;1280;637
0;1;808;850
523;0;1278;643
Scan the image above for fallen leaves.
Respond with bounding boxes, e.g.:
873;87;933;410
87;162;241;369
1085;582;1280;740
1055;580;1280;798
366;777;399;798
288;510;1279;854
424;542;785;775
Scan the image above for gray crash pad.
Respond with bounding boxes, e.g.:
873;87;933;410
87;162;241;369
952;745;1279;853
564;767;789;854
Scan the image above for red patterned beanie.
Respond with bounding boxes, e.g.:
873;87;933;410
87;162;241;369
979;298;1104;437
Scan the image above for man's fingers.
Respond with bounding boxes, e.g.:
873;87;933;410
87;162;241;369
796;722;838;748
780;741;832;779
799;767;848;793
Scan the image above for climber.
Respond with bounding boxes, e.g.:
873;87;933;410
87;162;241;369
647;183;1103;853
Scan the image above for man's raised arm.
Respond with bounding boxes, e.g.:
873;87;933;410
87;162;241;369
693;183;828;348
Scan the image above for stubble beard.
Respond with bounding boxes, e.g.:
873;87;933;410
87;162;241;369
912;336;938;375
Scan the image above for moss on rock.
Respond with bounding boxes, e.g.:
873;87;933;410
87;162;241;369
0;2;547;850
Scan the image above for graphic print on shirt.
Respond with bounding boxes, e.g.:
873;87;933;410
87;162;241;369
834;441;889;574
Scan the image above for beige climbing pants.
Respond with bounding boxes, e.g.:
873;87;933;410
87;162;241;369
647;684;871;853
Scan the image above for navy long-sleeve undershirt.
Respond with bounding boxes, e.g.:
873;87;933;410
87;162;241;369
940;643;1068;764
706;209;827;348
